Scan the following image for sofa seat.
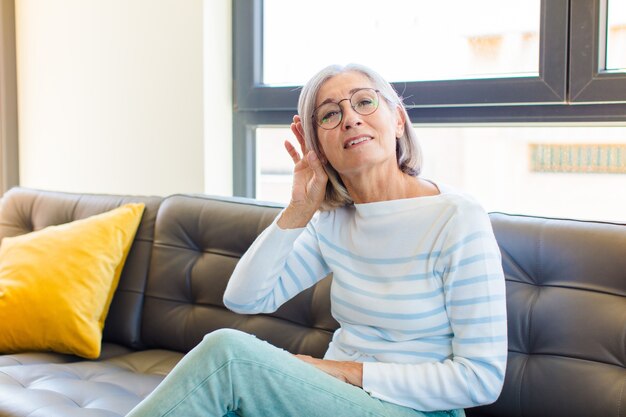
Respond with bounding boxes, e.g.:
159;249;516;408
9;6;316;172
0;349;183;417
0;343;137;367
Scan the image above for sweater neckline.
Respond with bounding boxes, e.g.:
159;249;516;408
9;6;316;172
353;182;451;217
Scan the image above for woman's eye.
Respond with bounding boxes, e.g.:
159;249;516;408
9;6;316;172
322;111;340;123
356;99;374;108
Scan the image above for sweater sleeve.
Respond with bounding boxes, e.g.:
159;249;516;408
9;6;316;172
362;202;507;411
223;211;331;314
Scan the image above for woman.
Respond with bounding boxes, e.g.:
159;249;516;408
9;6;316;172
127;64;507;417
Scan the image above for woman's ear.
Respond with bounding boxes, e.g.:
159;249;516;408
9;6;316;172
395;106;406;138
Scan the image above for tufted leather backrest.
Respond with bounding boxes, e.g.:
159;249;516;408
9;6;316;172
140;194;339;358
3;188;624;417
468;213;626;417
0;187;163;349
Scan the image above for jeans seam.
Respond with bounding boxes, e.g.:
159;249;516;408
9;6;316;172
162;357;390;417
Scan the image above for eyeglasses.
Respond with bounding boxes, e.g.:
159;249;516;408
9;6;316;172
312;88;380;130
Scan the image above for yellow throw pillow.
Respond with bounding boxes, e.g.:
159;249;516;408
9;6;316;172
0;203;145;359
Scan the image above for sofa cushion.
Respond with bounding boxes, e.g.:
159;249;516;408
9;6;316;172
140;194;339;358
0;188;163;349
0;349;183;417
467;213;626;417
0;203;145;359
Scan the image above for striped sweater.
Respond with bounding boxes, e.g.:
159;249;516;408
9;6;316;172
223;187;507;411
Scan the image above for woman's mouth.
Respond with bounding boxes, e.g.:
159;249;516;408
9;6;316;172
343;136;373;149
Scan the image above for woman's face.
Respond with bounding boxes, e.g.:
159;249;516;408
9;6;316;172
314;71;405;178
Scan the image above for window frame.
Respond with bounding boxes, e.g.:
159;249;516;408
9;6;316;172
235;0;569;110
0;0;19;194
233;0;626;197
569;0;626;102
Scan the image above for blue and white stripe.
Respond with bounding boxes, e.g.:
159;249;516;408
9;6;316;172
224;190;508;411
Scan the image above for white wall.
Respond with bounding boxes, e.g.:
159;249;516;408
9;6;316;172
203;0;232;196
15;0;233;197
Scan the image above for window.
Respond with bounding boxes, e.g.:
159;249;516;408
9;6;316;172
606;0;626;70
234;0;626;222
235;0;569;111
263;1;540;85
255;125;626;222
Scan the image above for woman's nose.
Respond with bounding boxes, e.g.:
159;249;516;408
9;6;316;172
340;103;363;130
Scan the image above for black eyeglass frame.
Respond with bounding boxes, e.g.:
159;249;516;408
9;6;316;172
312;88;382;130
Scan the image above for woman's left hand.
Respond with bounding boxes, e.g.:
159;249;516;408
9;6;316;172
294;354;363;387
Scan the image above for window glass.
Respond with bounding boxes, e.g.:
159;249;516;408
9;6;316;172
607;0;626;70
256;125;626;222
263;0;540;85
255;128;294;204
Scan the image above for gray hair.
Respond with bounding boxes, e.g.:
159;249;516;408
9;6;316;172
297;63;423;210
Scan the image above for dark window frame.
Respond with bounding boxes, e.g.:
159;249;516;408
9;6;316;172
235;0;570;110
233;0;626;197
569;0;626;102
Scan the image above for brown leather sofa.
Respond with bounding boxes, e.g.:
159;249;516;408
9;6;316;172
0;187;623;417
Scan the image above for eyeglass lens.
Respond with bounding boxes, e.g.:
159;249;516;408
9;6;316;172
314;89;379;129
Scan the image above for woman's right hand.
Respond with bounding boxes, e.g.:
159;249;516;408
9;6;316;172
277;115;328;229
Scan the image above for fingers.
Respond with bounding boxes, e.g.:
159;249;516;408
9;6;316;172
284;140;301;164
294;354;318;366
307;151;325;172
291;115;307;155
293;115;304;137
285;141;328;181
306;151;329;186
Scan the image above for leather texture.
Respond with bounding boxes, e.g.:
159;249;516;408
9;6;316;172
0;349;183;417
0;343;133;367
0;188;624;417
141;194;338;357
466;213;626;417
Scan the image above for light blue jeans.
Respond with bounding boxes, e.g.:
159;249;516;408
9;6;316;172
126;329;465;417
